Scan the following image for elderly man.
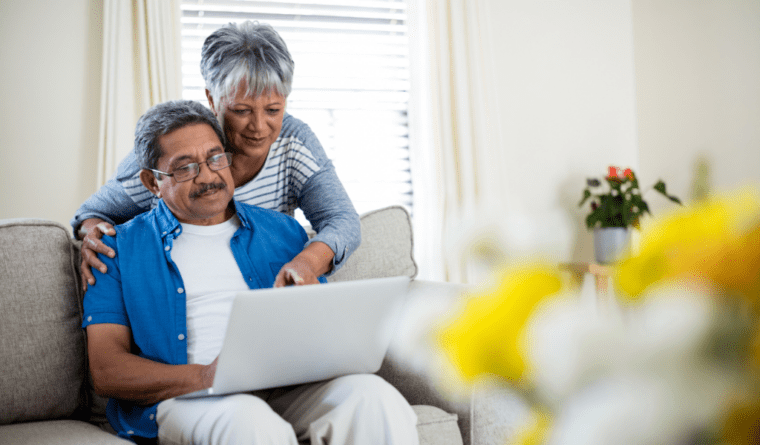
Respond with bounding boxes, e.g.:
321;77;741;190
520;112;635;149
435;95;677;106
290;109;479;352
82;100;418;445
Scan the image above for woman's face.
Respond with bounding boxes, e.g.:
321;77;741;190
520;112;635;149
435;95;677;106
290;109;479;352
216;88;285;162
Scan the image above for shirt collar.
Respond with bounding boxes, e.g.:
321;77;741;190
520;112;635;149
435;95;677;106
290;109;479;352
230;200;251;230
155;200;181;238
154;199;248;238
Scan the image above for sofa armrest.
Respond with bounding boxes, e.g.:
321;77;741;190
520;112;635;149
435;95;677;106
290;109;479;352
378;354;471;443
0;219;87;425
385;280;475;445
388;279;531;445
470;386;530;445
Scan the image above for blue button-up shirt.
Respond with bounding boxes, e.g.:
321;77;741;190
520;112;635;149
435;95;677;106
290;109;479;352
82;200;323;440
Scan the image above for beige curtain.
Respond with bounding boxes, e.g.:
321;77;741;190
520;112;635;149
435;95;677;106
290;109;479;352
96;0;183;187
410;0;510;283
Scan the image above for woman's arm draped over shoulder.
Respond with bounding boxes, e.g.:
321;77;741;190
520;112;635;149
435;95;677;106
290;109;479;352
71;150;156;235
72;151;157;290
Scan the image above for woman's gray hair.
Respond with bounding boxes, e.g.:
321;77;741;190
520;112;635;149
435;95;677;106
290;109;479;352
201;21;294;112
134;100;227;170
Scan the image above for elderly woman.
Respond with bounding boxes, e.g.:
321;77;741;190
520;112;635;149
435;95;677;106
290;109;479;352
72;21;360;288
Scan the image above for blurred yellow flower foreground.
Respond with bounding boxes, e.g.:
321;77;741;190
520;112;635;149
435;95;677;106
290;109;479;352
437;264;563;385
615;188;760;304
435;187;760;445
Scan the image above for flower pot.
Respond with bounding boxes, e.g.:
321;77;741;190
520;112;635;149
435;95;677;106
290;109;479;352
593;227;630;264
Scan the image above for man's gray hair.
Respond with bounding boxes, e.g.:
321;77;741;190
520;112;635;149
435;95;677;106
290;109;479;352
134;100;227;170
201;21;294;112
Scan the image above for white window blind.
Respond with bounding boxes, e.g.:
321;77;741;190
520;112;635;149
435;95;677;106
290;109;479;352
180;0;413;217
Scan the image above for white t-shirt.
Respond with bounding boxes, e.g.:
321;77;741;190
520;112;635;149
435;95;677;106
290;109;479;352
171;215;250;365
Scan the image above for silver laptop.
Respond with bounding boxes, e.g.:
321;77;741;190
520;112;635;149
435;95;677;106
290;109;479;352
177;275;411;399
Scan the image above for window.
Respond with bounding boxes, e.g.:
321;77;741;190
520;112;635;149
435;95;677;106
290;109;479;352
180;0;413;217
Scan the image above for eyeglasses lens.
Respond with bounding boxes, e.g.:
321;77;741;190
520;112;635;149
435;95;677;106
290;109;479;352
173;153;231;183
208;153;232;170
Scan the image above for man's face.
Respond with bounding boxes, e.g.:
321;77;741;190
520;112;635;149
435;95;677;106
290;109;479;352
144;123;235;225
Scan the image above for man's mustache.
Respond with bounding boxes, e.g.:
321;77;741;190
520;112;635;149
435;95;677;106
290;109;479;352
190;182;227;199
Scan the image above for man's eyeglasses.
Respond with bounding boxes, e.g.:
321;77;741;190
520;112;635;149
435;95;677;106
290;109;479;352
150;153;233;183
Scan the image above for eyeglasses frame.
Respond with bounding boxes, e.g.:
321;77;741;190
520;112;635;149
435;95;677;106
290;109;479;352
149;152;233;183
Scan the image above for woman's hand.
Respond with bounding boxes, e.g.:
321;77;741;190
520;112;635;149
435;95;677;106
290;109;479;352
274;242;335;287
78;218;116;291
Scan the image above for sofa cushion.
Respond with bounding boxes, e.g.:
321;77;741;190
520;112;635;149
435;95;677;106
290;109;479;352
414;405;463;445
0;219;86;424
0;420;132;444
328;206;417;282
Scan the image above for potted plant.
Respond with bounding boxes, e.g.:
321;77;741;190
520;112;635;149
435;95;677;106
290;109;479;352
579;166;681;263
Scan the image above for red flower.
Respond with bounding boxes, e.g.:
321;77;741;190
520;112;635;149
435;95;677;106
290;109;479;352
623;168;635;180
607;166;619;179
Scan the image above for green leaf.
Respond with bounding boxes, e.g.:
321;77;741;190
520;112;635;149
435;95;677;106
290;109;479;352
668;195;682;205
578;189;591;207
586;212;599;229
653;180;682;205
629;195;645;207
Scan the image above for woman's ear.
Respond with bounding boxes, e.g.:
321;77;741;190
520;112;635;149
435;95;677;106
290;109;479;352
140;169;162;198
205;89;217;115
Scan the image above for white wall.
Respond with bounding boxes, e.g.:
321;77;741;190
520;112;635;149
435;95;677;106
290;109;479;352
477;0;759;263
484;0;639;262
0;0;102;233
633;0;760;214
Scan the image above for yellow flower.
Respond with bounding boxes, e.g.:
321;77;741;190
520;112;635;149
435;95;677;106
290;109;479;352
511;408;552;445
615;188;760;305
436;264;563;384
720;398;760;445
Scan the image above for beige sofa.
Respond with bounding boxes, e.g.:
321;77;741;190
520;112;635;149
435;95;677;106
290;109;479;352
0;206;497;445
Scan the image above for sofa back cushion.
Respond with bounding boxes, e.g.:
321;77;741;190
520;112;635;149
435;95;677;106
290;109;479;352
328;206;417;282
0;219;86;424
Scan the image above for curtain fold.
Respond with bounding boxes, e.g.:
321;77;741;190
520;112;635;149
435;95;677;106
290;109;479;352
410;0;509;283
96;0;182;187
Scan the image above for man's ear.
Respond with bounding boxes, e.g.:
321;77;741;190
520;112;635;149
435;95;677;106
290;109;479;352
205;89;216;115
140;169;162;198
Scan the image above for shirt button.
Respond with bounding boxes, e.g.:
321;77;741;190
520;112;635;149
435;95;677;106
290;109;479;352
87;316;92;322
178;334;185;341
177;288;184;294
165;246;170;251
162;231;167;235
127;430;134;435
150;414;155;420
175;228;181;234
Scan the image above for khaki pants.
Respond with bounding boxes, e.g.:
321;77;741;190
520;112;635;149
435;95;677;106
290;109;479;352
157;374;419;445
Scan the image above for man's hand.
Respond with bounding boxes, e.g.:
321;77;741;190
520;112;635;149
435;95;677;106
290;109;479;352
200;357;218;388
78;218;116;291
